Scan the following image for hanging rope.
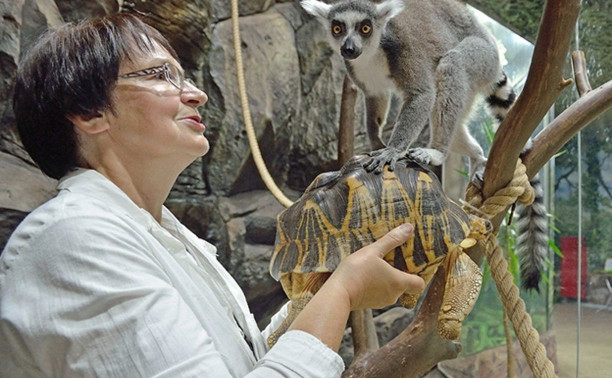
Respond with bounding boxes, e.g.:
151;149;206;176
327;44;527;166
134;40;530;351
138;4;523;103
463;160;556;378
230;0;294;208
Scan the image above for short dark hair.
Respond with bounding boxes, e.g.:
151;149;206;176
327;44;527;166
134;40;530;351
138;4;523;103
13;13;178;179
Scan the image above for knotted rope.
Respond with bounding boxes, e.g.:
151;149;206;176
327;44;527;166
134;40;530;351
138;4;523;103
463;160;556;378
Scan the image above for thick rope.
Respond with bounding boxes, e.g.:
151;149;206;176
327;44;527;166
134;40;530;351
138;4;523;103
464;160;556;378
230;0;293;208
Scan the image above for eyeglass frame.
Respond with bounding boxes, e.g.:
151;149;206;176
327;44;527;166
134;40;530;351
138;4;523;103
118;62;196;92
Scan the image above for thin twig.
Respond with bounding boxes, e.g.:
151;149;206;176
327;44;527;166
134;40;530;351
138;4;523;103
571;51;592;97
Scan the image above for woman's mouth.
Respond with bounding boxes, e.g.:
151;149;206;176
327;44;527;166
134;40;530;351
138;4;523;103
179;116;206;132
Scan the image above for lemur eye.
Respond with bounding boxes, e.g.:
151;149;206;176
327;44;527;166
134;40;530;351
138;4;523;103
332;25;342;35
361;24;371;34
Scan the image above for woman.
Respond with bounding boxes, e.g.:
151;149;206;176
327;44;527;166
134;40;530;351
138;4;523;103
0;13;424;377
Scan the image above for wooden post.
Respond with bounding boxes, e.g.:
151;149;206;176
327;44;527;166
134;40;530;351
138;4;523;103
336;74;380;361
337;75;357;169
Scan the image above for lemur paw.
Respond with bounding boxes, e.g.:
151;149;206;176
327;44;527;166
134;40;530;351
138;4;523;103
469;160;487;189
407;148;445;166
364;147;403;174
471;170;485;189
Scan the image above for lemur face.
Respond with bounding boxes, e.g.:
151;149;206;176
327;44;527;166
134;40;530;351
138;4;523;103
329;13;376;60
301;0;405;60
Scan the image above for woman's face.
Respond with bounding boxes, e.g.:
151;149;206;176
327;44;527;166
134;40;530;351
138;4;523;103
104;42;209;168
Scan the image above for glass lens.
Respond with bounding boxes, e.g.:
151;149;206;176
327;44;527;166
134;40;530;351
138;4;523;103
165;63;182;89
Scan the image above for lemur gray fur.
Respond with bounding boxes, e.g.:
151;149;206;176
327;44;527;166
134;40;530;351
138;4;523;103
302;0;547;290
300;0;516;182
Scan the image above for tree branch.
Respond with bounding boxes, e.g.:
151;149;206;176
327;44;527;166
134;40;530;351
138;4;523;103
554;168;575;192
523;80;612;178
343;267;461;377
571;51;592;97
342;2;611;377
337;75;357;170
483;0;581;201
597;175;612;200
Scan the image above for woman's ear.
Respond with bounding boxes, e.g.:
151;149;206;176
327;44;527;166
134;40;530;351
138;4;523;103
68;111;110;135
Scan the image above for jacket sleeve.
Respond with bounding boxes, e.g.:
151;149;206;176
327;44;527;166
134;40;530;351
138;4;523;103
1;212;343;378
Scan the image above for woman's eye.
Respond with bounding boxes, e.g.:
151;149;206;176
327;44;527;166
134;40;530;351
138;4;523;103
154;72;165;80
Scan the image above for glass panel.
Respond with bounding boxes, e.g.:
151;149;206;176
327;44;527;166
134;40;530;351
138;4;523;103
451;5;552;367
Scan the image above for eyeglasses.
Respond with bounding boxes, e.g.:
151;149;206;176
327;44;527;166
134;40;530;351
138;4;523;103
118;62;196;92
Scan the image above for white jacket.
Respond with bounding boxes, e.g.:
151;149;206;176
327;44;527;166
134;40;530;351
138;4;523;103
0;169;343;377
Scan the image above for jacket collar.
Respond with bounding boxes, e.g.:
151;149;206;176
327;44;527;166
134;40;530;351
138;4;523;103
57;168;217;255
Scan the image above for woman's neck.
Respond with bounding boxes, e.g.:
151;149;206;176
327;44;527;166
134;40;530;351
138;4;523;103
93;159;181;222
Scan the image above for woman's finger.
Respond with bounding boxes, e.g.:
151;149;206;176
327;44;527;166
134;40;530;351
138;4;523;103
369;223;414;258
396;271;426;294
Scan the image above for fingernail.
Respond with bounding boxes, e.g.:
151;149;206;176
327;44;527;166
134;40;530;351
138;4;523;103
399;223;414;234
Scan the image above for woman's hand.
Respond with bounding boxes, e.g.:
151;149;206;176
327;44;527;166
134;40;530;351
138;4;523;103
326;223;425;310
287;223;425;351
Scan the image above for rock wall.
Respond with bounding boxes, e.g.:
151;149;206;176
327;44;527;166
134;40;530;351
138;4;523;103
0;0;379;326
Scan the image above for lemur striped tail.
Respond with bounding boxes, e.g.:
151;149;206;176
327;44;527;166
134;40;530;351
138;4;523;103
487;73;548;292
515;173;549;291
486;72;516;123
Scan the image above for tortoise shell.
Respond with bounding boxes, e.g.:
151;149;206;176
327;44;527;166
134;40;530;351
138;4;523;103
270;154;472;280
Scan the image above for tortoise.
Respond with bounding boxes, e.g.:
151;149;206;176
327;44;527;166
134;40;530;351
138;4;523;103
267;154;491;346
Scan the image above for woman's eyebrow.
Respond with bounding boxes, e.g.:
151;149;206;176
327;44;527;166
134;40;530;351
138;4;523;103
147;58;185;75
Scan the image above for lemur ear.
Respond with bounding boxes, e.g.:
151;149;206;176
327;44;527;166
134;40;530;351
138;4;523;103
376;0;405;21
300;0;332;19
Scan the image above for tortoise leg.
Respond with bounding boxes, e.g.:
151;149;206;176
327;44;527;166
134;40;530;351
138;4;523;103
437;252;482;340
267;296;312;347
400;262;440;308
267;272;330;347
399;293;420;308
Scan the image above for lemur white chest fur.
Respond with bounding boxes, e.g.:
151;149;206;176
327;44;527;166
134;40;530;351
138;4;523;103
347;49;397;97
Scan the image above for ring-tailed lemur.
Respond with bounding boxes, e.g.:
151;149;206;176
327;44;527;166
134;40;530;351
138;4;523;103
301;0;547;290
516;170;548;291
300;0;515;182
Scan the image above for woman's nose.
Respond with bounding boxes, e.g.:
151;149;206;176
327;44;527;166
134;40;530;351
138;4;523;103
181;81;208;108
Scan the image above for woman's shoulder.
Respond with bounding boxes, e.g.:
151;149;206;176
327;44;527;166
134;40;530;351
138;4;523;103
1;189;148;266
13;189;127;234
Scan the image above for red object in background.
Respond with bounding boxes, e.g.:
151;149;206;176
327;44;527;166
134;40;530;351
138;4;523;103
560;236;587;299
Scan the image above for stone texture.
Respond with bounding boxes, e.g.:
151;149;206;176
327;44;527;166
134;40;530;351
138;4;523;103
209;0;275;22
587;274;612;305
207;5;300;195
169;158;209;198
338;306;416;366
21;0;64;51
373;306;417;346
124;0;211;71
170;190;285;326
235;243;286;326
165;196;230;267
0;208;28;252
0;151;57;212
0;0;25;157
216;190;284;267
243;192;286;245
286;7;349;189
55;0;119;22
424;330;558;378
